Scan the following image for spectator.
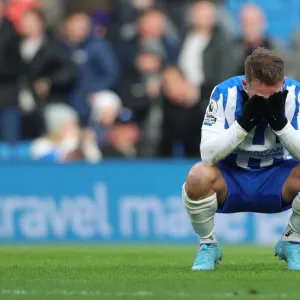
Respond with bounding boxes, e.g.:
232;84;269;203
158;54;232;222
63;13;119;126
90;91;122;129
117;40;163;124
158;67;203;157
116;8;179;72
5;0;62;31
178;0;232;100
232;4;280;76
31;103;101;162
5;0;40;32
90;90;123;148
0;0;22;143
108;0;178;45
157;0;233;157
91;8;110;38
117;39;164;156
157;0;234;38
100;113;140;159
19;8;77;139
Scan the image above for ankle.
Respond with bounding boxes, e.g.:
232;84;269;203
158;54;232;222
200;233;217;244
282;226;300;242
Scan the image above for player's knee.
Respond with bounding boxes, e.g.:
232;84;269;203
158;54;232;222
185;163;216;200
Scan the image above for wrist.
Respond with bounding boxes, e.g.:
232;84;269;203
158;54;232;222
273;121;291;135
234;120;249;137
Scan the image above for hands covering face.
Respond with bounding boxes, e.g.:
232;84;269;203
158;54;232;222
237;90;289;132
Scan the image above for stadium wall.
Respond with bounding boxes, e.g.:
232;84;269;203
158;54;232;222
0;161;290;244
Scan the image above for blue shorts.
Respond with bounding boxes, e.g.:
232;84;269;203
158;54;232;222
216;159;299;214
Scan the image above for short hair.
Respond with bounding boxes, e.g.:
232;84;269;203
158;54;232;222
244;47;284;85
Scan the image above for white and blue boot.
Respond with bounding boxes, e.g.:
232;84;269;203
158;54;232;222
192;243;222;271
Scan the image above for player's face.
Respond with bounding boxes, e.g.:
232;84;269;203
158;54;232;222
243;79;285;99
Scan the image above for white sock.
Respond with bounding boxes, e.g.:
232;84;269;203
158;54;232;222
283;193;300;242
182;183;218;244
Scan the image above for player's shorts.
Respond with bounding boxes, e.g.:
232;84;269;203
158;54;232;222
216;159;299;214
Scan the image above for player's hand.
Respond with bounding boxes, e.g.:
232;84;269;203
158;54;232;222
264;90;288;131
237;91;266;132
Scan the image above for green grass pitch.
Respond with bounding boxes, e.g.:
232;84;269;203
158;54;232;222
0;245;300;300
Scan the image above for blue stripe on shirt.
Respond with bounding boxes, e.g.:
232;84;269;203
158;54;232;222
224;119;229;129
291;86;300;130
211;87;220;100
234;88;243;121
222;87;229;111
248;158;261;168
224;154;238;166
273;158;284;165
252;120;268;145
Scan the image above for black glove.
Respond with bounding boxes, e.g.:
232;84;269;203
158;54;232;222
264;90;289;131
237;91;267;132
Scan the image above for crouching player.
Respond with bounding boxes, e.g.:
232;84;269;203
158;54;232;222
183;47;300;270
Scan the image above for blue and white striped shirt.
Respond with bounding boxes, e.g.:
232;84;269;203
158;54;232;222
201;76;300;169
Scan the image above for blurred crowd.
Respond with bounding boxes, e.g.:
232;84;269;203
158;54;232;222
0;0;298;162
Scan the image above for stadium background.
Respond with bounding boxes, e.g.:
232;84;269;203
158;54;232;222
0;0;298;244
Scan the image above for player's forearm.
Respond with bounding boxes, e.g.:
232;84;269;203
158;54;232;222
201;121;248;165
274;122;300;161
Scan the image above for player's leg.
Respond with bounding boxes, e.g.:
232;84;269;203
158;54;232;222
276;163;300;270
184;162;227;241
183;162;227;270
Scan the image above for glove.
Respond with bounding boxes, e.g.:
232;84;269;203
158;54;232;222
237;91;267;132
264;90;289;131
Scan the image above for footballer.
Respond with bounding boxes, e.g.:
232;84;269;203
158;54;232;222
183;47;300;271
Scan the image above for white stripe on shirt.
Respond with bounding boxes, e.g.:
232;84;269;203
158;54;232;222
224;86;237;126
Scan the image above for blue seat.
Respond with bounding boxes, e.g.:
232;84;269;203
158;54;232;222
0;141;32;161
